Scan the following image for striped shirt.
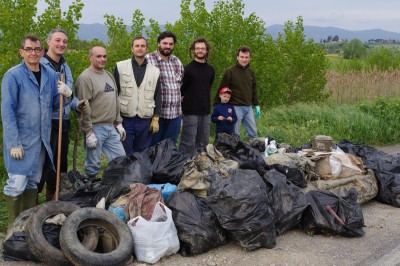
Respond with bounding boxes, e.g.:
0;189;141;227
146;51;184;119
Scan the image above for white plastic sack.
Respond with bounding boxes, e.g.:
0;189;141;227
127;202;180;264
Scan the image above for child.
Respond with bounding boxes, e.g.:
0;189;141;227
211;87;238;138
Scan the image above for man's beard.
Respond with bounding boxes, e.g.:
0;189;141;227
195;53;207;60
158;47;173;57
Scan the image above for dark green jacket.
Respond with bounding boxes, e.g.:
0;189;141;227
216;62;259;106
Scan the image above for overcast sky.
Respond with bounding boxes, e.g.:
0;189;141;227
37;0;400;33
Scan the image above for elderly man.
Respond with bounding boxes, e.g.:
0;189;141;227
1;34;73;232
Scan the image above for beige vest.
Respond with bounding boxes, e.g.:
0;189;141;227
117;59;160;118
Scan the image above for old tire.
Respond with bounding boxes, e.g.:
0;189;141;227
25;201;98;266
60;207;134;266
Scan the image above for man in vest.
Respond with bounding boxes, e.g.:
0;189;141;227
114;37;161;156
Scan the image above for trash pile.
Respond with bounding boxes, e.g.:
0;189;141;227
3;135;400;265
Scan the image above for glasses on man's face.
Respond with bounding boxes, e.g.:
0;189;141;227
22;47;43;53
194;47;207;51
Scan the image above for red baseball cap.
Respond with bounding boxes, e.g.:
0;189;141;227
219;87;232;94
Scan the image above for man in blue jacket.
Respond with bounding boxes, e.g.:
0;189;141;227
40;28;81;201
1;34;74;232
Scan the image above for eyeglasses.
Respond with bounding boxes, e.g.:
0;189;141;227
22;47;43;53
194;47;207;51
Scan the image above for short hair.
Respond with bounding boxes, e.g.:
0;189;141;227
157;31;177;44
189;37;211;59
237;46;251;56
131;36;148;48
89;45;105;56
20;34;42;49
47;28;68;41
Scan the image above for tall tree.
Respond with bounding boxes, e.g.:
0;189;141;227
342;39;367;59
35;0;84;47
0;0;38;76
104;14;131;72
262;16;329;105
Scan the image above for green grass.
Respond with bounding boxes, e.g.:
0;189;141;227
256;98;400;147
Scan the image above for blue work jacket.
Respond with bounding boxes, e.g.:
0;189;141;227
40;56;79;120
1;61;69;177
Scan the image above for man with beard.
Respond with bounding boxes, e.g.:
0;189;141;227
179;38;215;157
146;31;184;146
113;37;162;156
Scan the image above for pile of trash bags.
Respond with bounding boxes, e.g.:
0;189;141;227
4;135;400;264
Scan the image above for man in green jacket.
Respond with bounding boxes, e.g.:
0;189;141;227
217;46;260;139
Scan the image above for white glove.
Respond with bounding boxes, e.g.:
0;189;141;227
57;80;72;98
86;131;98;149
115;124;126;141
10;146;24;160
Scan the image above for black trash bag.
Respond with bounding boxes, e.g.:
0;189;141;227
2;232;39;261
101;155;153;186
302;189;364;237
269;164;308;188
3;217;61;261
43;223;62;249
337;139;400;207
214;133;268;176
58;171;102;207
166;190;226;256
262;169;309;235
143;138;187;184
205;169;276;251
94;155;153;207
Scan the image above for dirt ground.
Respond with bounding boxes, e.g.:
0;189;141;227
1;145;399;266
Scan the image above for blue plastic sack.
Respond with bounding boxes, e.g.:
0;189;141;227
147;183;177;201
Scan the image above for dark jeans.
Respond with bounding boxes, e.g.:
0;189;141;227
122;116;152;156
151;116;182;146
39;119;70;193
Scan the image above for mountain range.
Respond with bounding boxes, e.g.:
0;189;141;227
77;23;400;43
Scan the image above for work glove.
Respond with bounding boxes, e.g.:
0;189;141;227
10;146;24;160
57;80;72;98
86;131;98;149
115;124;126;141
149;116;159;134
255;106;261;119
76;99;90;113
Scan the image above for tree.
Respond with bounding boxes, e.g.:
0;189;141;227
35;0;84;47
103;14;131;72
262;16;329;105
332;35;339;42
168;0;268;99
342;39;367;59
366;46;400;71
0;0;38;76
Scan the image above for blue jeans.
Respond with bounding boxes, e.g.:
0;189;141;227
234;106;257;139
4;145;46;196
85;124;126;176
179;114;210;157
122;116;152;156
151;116;182;146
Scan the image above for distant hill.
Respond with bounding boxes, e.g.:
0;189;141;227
77;23;400;43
